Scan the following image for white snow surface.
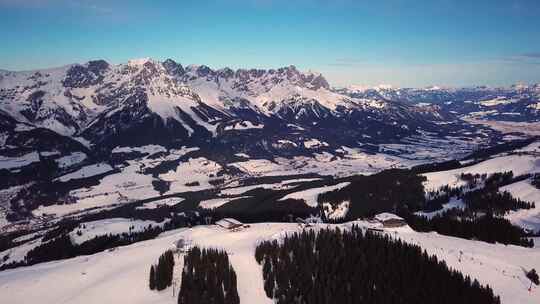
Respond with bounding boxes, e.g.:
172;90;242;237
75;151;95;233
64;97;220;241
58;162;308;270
374;212;404;222
0;222;539;304
323;200;350;220
136;198;185;210
303;138;329;149
69;218;168;244
159;157;223;194
230;150;410;178
224;121;264;131
501;180;540;232
55;152;87;169
55;163;114;182
479;97;519;106
415;197;466;219
112;145;167;155
279;182;350;207
199;196;251;209
0;152;40;170
234;153;250;158
35;161;158;217
423;154;540;191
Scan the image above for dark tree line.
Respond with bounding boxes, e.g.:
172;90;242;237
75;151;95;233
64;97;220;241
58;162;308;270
1;224;164;271
402;211;534;247
425;172;534;215
255;227;501;304
527;269;539;285
532;174;540;190
463;190;534;215
458;171;519;190
178;247;239;304
149;250;175;291
1;208;204;272
318;169;427;220
483;171;515;188
406;170;537;246
463;137;538;161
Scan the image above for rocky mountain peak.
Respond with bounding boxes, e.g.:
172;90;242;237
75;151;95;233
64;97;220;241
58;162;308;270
162;58;185;76
62;59;110;88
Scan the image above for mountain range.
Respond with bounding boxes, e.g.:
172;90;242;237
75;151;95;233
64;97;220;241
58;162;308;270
1;58;539;227
0;58;454;154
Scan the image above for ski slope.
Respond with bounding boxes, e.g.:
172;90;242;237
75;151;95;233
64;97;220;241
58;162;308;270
423;154;540;191
0;222;539;304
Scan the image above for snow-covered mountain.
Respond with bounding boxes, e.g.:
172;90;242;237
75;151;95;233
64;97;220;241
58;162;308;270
1;58;454;155
1;58;537;235
2;59;540;304
338;84;540;122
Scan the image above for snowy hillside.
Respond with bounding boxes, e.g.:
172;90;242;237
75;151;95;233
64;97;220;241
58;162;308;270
0;221;538;304
421;140;540;232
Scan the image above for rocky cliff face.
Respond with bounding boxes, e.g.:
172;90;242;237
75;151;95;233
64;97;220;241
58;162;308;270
1;57;455;155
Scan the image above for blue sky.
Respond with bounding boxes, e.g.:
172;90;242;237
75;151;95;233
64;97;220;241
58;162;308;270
1;0;539;87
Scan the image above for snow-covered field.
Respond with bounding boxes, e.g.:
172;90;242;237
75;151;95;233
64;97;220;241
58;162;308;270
279;182;351;207
502;180;540;232
136;198;185;210
112;145;167;155
55;163;114;182
415;197;466;219
198;196;251;209
55;152;87;169
230;151;410;178
217;178;324;197
423;154;540;191
0;237;44;266
30;147;201;219
0;152;40;170
159;157;223;193
35;161;159;217
69;218;168;244
420;146;540;231
464;119;540;136
0;221;538;304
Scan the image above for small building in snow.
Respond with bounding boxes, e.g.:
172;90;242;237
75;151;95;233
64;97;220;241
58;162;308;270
216;218;244;230
374;213;406;228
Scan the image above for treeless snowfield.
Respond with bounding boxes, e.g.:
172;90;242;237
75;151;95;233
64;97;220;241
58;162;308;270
0;222;539;304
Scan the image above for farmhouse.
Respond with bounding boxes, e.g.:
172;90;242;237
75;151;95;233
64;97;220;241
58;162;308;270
216;218;244;230
374;213;407;228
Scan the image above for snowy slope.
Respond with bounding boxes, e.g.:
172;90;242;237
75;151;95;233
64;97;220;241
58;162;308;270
69;218;169;244
0;222;538;304
423;154;540;191
279;182;351;207
501;180;540;232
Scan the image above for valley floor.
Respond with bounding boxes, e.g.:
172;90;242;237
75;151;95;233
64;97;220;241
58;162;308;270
0;221;539;304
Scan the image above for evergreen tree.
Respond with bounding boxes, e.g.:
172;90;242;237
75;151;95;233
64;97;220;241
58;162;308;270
178;246;239;304
255;226;501;304
153;250;175;291
149;265;156;290
527;269;539;285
